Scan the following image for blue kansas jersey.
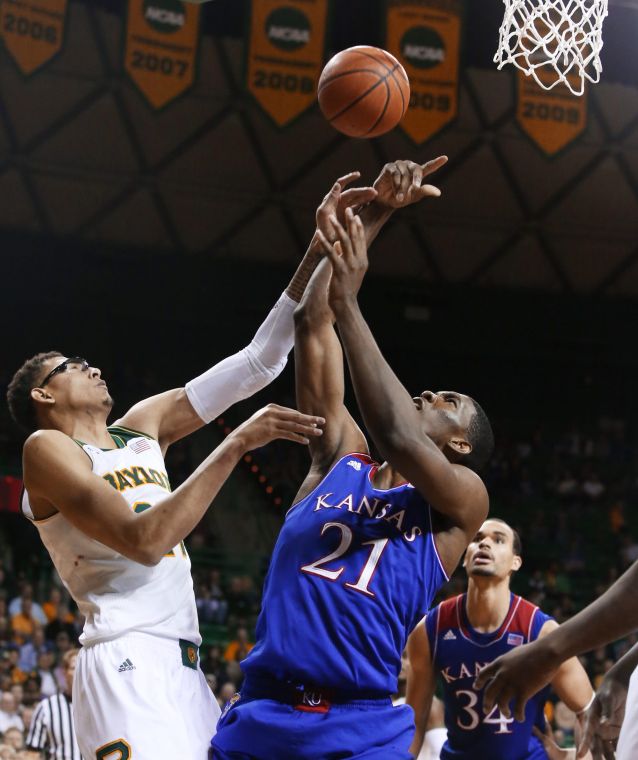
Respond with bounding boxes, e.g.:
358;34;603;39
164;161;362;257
243;453;448;694
426;593;553;760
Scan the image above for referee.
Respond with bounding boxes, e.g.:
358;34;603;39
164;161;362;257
26;648;81;760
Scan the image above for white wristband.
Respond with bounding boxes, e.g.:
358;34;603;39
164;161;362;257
576;694;596;716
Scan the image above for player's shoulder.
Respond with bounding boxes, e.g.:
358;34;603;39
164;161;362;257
509;594;552;640
23;429;81;459
433;594;463;631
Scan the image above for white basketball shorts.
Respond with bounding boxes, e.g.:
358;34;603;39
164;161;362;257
73;632;221;759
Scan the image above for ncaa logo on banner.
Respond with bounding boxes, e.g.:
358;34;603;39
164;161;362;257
265;6;311;51
386;0;461;145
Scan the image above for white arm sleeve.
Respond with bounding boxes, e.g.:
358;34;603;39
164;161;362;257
185;291;297;423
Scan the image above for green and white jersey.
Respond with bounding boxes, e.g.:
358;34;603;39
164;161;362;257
22;425;200;647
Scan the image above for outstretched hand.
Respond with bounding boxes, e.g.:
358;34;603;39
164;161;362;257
315;171;377;244
316;207;368;311
373;156;448;208
533;720;578;760
578;672;627;759
473;639;561;722
230;404;325;452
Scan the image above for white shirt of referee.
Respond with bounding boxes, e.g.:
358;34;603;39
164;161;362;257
26;649;81;760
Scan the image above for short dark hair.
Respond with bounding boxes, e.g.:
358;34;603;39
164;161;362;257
6;352;64;433
462;399;494;473
490;517;522;556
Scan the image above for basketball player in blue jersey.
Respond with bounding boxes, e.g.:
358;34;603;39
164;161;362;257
406;518;594;760
212;169;493;759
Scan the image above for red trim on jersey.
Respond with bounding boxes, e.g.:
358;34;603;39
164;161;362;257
507;595;540;643
437;596;461;634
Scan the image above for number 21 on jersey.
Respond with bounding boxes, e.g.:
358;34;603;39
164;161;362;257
300;522;389;598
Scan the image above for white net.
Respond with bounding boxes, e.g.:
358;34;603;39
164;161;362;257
494;0;609;95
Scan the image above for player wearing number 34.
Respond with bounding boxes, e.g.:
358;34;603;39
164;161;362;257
406;518;594;760
212;164;495;759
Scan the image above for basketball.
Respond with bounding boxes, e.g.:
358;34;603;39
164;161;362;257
317;46;410;138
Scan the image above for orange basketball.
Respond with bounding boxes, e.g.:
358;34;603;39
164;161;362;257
317;46;410;138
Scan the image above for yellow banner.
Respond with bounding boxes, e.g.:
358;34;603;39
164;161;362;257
386;0;460;144
1;0;67;76
517;71;588;156
125;0;200;110
247;0;327;127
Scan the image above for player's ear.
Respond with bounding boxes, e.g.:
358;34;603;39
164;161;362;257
447;437;471;456
511;555;522;573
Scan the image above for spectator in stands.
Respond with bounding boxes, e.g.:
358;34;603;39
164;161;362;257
202;645;228;685
21;674;40;707
4;647;26;685
26;649;80;760
41;588;63;624
52;632;72;691
217;681;237;709
44;605;75;644
8;589;45;628
36;648;57;698
223;626;253;663
208;569;228;624
10;600;38;646
3;728;23;752
20;707;34;736
18;628;46;673
0;692;24;733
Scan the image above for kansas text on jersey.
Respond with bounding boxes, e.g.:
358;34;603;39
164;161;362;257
243;453;449;695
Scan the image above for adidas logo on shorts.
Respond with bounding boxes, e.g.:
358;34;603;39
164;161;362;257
347;460;362;471
118;658;136;672
443;630;457;641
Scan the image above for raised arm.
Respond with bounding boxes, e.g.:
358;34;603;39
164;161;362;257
317;210;488;543
475;559;638;723
117;160;447;452
23;406;323;566
406;619;437;757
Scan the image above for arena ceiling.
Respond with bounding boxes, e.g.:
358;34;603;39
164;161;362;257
2;1;638;297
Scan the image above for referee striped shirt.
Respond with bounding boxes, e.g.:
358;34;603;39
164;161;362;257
26;692;81;760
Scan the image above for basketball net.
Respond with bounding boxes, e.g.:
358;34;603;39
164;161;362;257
494;0;609;95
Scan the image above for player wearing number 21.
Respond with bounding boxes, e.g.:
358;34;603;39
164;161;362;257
212;160;494;759
407;518;594;760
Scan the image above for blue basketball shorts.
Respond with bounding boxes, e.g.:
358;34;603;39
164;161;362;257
211;693;415;759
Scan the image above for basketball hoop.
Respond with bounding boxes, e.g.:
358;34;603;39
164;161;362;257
494;0;609;96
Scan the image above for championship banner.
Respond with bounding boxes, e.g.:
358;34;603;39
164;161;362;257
386;0;461;144
247;0;328;127
516;70;588;156
125;0;200;110
0;0;67;76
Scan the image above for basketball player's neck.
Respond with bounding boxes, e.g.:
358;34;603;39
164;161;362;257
465;577;511;633
46;409;113;449
372;461;408;489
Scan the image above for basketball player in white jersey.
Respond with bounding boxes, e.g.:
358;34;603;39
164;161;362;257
6;159;446;760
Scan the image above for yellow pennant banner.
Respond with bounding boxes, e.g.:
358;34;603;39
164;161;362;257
386;0;461;144
517;71;588;156
0;0;67;76
247;0;327;127
125;0;200;110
